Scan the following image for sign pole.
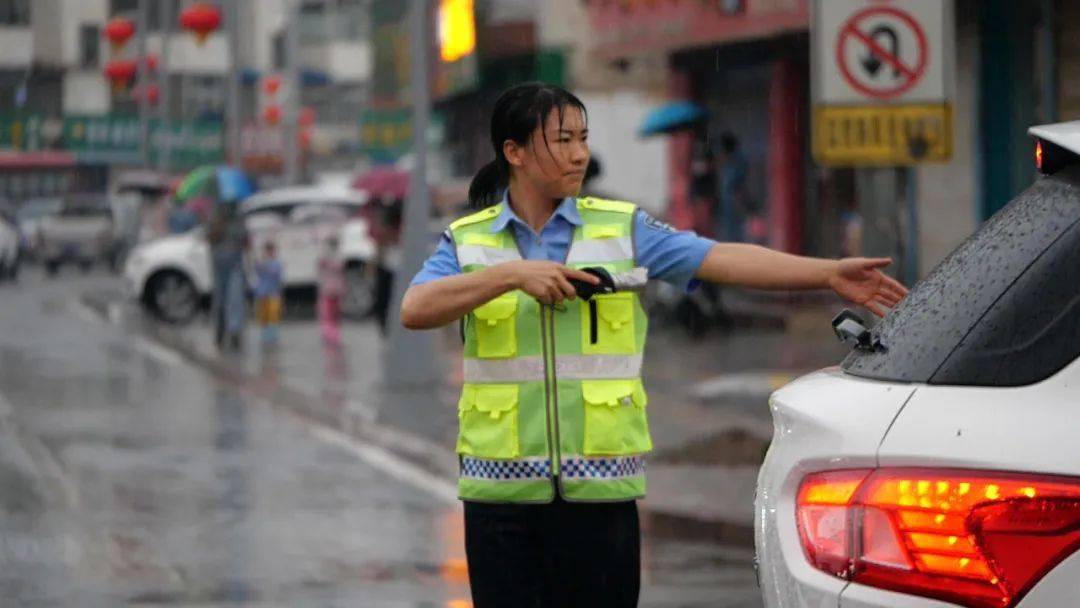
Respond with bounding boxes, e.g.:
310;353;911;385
283;0;301;185
158;0;173;172
226;0;242;167
136;0;149;167
904;167;918;286
384;0;436;387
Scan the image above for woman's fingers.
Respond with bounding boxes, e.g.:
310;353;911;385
866;300;887;318
877;290;901;307
881;274;909;296
554;274;577;300
562;266;601;284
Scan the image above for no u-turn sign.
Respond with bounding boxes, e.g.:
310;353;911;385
812;0;954;166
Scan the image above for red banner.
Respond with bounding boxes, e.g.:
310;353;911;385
586;0;809;58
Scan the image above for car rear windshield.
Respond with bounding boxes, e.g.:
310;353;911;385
843;165;1080;386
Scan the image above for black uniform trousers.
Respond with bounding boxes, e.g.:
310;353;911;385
464;492;641;608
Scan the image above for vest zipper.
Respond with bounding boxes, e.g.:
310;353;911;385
547;303;567;498
540;305;560;489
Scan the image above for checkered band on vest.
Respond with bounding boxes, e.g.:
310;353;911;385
460;456;553;481
559;455;646;480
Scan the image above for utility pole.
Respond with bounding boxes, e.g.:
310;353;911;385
283;0;301;185
385;0;436;386
136;0;150;166
226;0;242;166
158;0;174;172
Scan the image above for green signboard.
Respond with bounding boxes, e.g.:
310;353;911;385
63;115;224;170
0;115;47;151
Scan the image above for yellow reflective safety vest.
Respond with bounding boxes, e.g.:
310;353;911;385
449;197;652;503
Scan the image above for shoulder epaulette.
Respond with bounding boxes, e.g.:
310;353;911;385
577;197;636;214
449;204;502;231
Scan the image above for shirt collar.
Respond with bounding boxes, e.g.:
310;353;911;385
490;195;582;233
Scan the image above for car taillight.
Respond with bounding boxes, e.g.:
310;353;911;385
798;468;1080;608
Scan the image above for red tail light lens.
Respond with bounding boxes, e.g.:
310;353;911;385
797;469;1080;608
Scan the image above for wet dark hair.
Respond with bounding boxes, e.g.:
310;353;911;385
468;82;588;209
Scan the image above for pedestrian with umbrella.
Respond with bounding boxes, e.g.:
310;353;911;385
177;166;255;348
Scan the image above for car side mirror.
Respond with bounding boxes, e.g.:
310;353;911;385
832;309;882;352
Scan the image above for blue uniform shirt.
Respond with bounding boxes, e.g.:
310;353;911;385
410;197;715;291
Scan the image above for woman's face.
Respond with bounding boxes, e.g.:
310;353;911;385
508;106;589;199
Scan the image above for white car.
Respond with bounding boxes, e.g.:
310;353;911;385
756;121;1080;608
0;210;19;281
38;195;116;275
124;184;377;324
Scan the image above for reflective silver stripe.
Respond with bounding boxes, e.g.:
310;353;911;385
457;244;521;267
565;236;633;264
463;356;545;383
463;354;642;383
556;354;643;380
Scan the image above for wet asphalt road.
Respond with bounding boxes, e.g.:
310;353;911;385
0;268;763;607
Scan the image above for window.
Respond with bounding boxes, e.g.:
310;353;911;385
110;0;163;31
0;0;29;25
843;165;1080;386
80;25;100;69
272;32;285;70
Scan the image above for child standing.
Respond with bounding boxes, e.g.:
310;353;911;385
317;235;345;345
253;241;284;345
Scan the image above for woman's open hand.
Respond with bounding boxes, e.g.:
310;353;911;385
829;257;909;317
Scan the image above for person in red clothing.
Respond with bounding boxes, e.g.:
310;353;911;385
316;235;345;345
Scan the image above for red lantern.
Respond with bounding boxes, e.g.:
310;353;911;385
299;107;316;128
179;2;222;45
262;74;282;96
132;84;160;105
143;54;159;73
262;105;282;125
103;17;135;51
103;59;137;90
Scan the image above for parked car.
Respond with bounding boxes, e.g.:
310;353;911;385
124;184;377;324
755;121;1080;608
0;205;20;281
38;194;116;276
16;196;63;261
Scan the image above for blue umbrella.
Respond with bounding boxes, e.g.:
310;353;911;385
638;101;708;137
216;167;255;203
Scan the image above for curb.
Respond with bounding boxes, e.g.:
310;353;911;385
81;290;758;546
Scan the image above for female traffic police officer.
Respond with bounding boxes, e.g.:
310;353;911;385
401;83;908;607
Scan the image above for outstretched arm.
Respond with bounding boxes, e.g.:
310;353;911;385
695;243;909;317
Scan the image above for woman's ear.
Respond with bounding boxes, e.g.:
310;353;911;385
503;139;525;168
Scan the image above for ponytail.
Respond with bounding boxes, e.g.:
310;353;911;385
467;159;507;209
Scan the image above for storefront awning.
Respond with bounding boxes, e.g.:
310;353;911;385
638;102;707;137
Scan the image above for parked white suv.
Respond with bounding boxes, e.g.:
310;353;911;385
755;121;1080;607
0;208;19;281
124;184;376;323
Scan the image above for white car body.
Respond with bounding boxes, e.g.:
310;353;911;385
124;184;376;322
756;122;1080;608
0;216;19;278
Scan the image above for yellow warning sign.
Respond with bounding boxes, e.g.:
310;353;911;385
812;104;952;166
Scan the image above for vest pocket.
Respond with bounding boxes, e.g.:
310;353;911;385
581;379;652;456
457;383;520;458
473;293;517;358
582;292;636;354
